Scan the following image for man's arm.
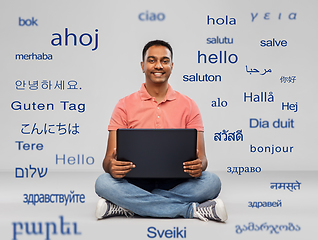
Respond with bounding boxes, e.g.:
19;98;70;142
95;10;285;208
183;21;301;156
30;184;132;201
183;131;207;177
102;130;135;178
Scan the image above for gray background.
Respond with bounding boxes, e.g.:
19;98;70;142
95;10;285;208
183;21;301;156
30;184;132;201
1;0;317;239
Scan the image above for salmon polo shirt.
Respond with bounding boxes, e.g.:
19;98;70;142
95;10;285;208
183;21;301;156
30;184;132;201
108;83;204;131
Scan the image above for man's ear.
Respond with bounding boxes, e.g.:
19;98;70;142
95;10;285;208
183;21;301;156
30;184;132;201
141;61;145;73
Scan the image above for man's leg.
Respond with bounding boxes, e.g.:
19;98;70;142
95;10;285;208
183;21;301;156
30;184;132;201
151;171;227;221
95;173;193;218
152;171;222;215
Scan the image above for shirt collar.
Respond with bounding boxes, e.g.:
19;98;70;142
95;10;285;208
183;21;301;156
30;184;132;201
140;83;177;102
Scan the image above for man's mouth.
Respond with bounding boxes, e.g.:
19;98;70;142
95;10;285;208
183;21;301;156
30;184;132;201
153;72;164;76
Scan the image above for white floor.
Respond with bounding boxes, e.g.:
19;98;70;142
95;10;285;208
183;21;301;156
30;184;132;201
1;170;316;240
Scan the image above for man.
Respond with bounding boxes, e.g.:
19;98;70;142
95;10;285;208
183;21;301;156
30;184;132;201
95;40;227;222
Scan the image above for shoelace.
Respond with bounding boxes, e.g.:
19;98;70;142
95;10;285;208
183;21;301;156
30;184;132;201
106;202;133;217
192;203;209;222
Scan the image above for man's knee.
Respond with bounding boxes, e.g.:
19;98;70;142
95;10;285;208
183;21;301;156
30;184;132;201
95;173;113;196
205;172;221;186
201;171;222;198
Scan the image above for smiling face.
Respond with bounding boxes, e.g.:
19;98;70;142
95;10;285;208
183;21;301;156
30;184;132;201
141;45;173;85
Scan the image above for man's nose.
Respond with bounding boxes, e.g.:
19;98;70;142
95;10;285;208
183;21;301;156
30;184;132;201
154;60;163;69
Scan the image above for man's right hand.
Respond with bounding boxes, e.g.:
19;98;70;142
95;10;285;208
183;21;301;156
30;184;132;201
109;148;135;178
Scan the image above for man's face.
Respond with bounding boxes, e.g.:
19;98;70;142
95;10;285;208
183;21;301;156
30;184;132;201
141;45;173;84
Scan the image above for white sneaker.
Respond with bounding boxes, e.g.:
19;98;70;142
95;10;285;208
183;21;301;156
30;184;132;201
193;199;228;222
95;198;134;219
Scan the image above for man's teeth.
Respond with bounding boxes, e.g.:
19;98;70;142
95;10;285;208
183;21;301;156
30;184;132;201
154;73;163;76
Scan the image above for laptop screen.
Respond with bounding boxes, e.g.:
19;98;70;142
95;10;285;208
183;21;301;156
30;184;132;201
116;129;197;178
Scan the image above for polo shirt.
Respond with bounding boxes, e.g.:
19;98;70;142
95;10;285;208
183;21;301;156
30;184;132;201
108;83;204;131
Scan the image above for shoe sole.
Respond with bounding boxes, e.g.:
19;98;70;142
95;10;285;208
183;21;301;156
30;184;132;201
95;198;107;219
213;199;228;222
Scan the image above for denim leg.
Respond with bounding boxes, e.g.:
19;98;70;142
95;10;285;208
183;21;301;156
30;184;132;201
95;171;221;219
152;171;221;217
152;171;221;203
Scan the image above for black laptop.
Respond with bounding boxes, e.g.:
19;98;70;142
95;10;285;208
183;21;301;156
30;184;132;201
116;129;197;178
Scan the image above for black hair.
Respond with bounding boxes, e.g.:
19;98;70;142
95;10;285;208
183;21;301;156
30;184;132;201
142;40;173;61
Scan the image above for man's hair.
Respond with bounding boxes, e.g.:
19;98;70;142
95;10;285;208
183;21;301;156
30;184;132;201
142;40;173;61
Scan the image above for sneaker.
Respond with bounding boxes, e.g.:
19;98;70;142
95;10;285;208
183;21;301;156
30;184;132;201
95;198;134;219
193;199;228;222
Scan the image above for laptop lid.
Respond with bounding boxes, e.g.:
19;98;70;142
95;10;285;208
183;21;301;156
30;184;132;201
116;129;197;178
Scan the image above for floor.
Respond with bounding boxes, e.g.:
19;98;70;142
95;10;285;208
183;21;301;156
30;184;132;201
1;170;316;240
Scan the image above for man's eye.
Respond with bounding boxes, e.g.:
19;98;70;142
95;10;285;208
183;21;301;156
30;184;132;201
148;59;155;63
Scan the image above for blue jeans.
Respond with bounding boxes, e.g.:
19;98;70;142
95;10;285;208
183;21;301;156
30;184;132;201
95;171;221;218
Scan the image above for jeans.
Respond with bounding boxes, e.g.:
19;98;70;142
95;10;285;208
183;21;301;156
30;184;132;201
95;171;221;219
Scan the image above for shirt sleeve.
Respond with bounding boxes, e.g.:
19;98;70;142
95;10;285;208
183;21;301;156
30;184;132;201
108;98;128;130
186;100;204;132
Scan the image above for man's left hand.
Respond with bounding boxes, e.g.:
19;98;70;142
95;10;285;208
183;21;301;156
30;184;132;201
183;159;203;177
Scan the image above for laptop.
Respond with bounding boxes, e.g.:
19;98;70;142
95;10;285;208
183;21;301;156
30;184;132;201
116;129;197;178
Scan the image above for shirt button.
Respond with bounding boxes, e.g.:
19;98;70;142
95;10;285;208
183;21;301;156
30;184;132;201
152;99;155;101
157;116;160;118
